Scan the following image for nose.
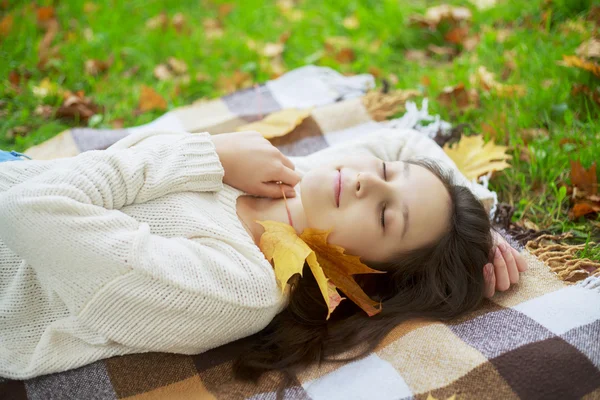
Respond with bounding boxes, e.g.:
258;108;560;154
355;171;388;199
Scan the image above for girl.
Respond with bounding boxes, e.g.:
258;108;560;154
0;128;526;380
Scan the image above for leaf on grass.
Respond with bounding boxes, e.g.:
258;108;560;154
56;90;101;123
0;13;13;36
576;38;600;59
469;66;526;97
85;57;113;76
437;83;479;111
216;70;253;93
443;134;512;180
410;5;472;28
559;55;600;78
138;85;167;112
257;220;345;319
570;160;598;195
236;108;313;139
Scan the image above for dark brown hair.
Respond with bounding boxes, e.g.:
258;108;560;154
232;158;495;395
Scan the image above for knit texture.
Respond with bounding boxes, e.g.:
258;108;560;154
0;128;495;380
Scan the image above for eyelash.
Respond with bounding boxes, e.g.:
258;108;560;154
381;162;387;230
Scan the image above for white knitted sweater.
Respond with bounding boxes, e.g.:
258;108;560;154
0;128;495;379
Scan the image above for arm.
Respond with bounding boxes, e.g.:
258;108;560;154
0;131;224;313
0;131;282;352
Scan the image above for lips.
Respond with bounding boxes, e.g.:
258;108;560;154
334;169;341;207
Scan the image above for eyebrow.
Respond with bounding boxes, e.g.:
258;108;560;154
400;163;410;240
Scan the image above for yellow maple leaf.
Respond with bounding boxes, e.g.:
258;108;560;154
236;108;313;139
257;220;386;319
443;134;512;181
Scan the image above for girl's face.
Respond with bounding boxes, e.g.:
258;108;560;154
298;154;452;264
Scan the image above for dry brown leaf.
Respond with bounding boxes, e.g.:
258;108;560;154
443;134;512;180
257;220;345;320
576;38;600;59
300;227;387;317
469;66;526;97
83;2;98;13
559;55;600;78
218;3;235;19
138;85;167;112
335;47;356;64
111;118;125;129
236;108;313;138
469;0;497;10
572;83;600;106
203;18;224;39
84;57;113;76
167;57;187;74
444;26;469;44
216;70;253;93
520;128;549;144
261;42;285;58
34;104;54;119
0;13;13;36
362;89;421;121
437;83;480;111
56;90;101;123
36;6;55;24
405;49;428;62
571;202;600;219
146;12;168;30
153;64;172;80
570;160;598;195
410;5;472;28
343;14;360;30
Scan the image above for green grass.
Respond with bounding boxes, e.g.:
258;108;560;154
1;0;599;259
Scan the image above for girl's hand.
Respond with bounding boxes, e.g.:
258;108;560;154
483;230;528;298
211;131;303;198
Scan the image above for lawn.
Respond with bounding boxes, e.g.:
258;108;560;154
1;0;599;260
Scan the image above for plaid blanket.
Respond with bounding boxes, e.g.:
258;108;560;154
1;66;599;400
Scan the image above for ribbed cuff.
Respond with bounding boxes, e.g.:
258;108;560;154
176;132;225;192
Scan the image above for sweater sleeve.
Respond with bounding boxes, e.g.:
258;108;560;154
289;128;497;214
0;131;226;314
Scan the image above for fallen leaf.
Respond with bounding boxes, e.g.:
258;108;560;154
469;0;496;10
111;118;125;129
300;227;387;317
444;26;469;44
576;38;600;59
427;44;457;58
138;85;167;112
216;70;253;93
218;3;235;19
167;57;187;74
153;64;172;80
56;90;101;123
443;134;512;180
520;128;548;143
261;42;284;58
83;2;98;13
570;160;598;195
405;49;428;62
410;5;472;28
146;12;168;30
0;13;13;36
559;55;600;78
172;13;187;34
34;104;54;119
203;18;224;39
343;14;360;30
469;66;526;97
84;57;113;76
36;6;55;24
362;89;421;121
571;202;600;219
437;83;480;111
571;83;600;106
256;220;346;319
31;77;63;98
335;47;356;64
236;108;313;138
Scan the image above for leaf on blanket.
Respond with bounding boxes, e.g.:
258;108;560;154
443;134;512;180
257;220;386;319
138;85;167;112
236;108;313;138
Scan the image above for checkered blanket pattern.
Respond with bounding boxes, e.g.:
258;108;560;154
1;66;599;400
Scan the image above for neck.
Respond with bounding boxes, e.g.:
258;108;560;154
240;185;309;246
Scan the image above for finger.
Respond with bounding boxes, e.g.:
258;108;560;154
493;247;511;292
273;163;303;187
499;243;519;284
483;263;496;299
261;183;296;199
279;154;296;171
511;247;528;272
